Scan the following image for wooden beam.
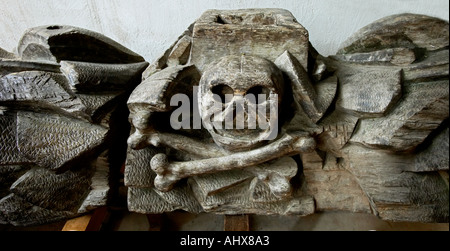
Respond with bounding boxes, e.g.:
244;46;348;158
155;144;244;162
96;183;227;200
224;214;250;231
61;207;108;231
62;214;92;231
85;207;108;231
147;214;164;231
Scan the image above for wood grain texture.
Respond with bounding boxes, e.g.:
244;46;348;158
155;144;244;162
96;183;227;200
338;13;449;54
224;215;250;231
125;10;449;222
190;9;309;73
0;24;146;226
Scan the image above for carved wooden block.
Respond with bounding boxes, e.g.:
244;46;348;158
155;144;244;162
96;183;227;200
0;25;147;226
1;9;448;226
190;9;309;73
125;10;448;223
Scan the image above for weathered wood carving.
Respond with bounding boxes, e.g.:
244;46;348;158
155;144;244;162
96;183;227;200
126;9;449;222
0;9;448;226
0;25;148;226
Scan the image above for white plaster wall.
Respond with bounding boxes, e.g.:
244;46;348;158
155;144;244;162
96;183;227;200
0;0;448;62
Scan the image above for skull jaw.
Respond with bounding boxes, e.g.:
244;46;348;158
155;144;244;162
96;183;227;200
207;127;275;152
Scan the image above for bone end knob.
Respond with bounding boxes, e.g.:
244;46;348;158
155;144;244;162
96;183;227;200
150;153;169;175
127;132;148;150
150;153;178;192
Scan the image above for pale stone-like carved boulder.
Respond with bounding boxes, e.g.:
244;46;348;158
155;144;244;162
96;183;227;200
331;13;449;222
126;10;448;223
337;13;449;55
0;25;148;226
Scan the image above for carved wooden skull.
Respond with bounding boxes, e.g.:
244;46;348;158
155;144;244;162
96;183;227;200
198;55;284;151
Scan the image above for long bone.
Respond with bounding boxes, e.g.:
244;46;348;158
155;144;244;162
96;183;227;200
127;127;229;158
129;130;304;197
150;131;315;192
146;133;228;159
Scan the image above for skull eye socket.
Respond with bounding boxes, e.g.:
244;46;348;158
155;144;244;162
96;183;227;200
246;86;271;104
211;84;234;103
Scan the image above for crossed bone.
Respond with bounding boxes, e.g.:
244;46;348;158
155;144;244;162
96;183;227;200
129;130;315;192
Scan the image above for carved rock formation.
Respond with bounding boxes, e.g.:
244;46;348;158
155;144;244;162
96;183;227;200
0;25;147;226
125;10;448;223
1;10;448;226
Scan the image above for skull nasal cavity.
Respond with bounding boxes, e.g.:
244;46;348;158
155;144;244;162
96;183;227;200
212;84;234;103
